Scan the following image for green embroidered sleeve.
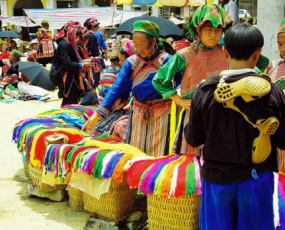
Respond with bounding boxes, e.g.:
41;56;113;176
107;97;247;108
152;53;187;100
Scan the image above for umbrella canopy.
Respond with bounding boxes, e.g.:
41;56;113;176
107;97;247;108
18;62;55;91
114;16;184;38
0;31;21;38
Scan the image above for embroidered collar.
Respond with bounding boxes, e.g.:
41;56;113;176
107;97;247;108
198;42;217;51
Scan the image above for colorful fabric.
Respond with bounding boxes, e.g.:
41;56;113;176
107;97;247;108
66;22;82;61
187;4;233;40
265;59;285;90
153;44;227;99
39;38;54;58
133;20;164;50
279;18;285;34
124;98;172;157
276;172;285;229
126;154;201;198
99;65;120;86
37;28;52;41
12;105;97;167
123;40;135;56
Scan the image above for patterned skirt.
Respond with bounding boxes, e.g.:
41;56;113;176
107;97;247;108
123;99;171;157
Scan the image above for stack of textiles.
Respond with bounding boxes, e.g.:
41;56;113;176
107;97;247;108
43;134;146;221
12;104;96;168
126;154;202;197
43;134;145;183
126;154;202;230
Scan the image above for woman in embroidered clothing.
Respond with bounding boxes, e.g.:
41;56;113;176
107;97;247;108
83;20;182;156
264;17;285;173
55;22;91;106
153;4;233;154
37;19;53;67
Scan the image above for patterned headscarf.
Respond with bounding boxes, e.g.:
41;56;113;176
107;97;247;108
187;4;233;40
122;40;134;56
278;18;285;34
65;21;82;61
133;20;164;50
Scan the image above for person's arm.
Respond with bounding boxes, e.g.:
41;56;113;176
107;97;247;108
184;88;206;147
60;43;83;71
87;35;100;57
83;60;133;136
99;32;108;60
97;60;133;117
153;53;187;99
153;52;191;110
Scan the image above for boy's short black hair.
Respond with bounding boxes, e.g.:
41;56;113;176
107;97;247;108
224;23;264;61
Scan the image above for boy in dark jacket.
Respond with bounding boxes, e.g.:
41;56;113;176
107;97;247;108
185;23;285;229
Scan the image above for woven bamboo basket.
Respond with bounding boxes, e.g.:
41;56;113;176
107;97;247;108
147;195;201;230
278;149;285;174
68;185;84;211
83;176;135;222
28;164;67;192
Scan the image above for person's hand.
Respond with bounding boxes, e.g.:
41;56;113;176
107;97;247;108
113;98;124;111
123;103;130;110
170;94;191;111
82;111;102;136
82;61;91;71
104;53;109;61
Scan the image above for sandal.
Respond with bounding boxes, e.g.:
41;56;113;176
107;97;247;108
252;117;279;164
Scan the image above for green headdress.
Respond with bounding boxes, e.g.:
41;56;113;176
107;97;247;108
133;20;164;50
41;19;49;29
278;18;285;34
11;49;22;59
187;4;233;40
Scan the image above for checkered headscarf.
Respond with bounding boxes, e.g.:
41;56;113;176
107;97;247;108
187;4;233;40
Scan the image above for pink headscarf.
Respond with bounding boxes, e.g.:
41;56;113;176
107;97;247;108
123;40;134;56
65;21;82;61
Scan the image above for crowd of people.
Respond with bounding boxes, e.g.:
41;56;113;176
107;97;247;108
1;2;285;229
81;4;285;230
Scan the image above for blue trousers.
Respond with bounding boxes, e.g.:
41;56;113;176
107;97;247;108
200;171;275;230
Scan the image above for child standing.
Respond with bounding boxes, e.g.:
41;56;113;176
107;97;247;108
153;4;232;154
185;23;285;230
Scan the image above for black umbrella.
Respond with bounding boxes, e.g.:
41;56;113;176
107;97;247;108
18;61;55;91
114;16;184;38
0;31;20;38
